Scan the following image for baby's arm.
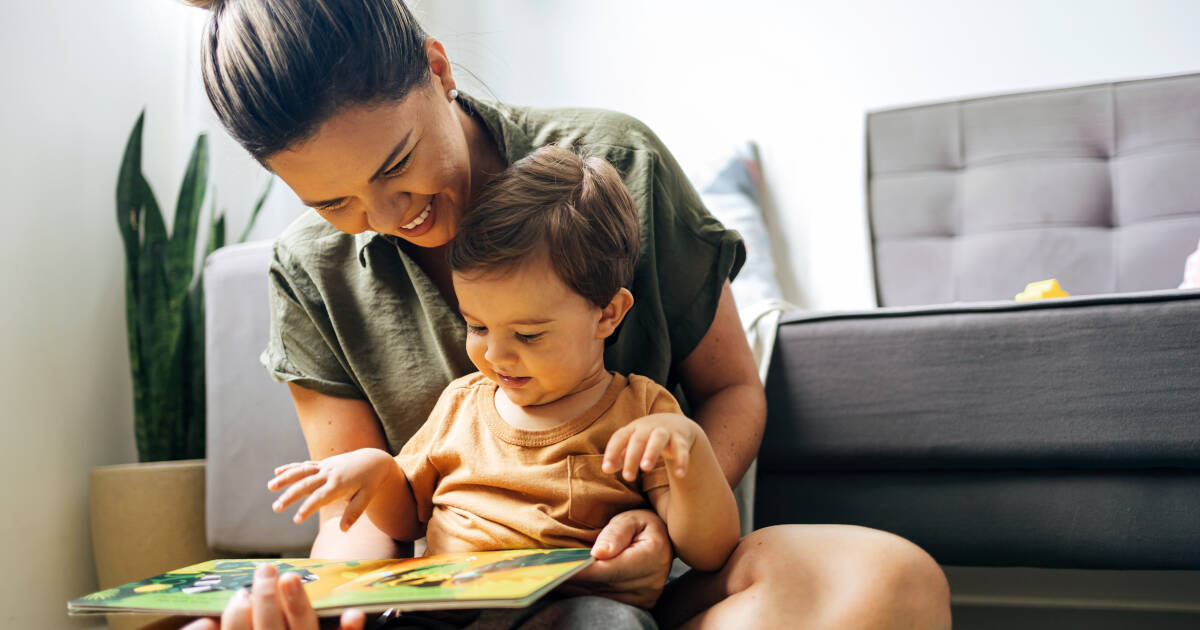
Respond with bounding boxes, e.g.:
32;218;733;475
269;448;423;542
602;413;740;571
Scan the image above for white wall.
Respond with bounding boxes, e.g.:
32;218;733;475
0;2;271;627
423;0;1200;310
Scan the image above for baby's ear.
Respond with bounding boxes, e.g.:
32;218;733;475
596;288;634;339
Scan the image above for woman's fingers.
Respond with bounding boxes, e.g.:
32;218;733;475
272;471;327;514
179;617;220;630
340;609;367;630
589;508;640;559
277;571;320;630
250;564;286;630
220;587;253;630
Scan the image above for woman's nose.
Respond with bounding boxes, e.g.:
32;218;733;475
365;190;412;233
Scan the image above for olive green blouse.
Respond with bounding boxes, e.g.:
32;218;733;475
261;93;745;454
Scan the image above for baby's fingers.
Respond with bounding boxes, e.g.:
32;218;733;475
268;461;320;492
272;472;326;514
339;489;372;532
665;434;691;478
602;426;632;474
294;481;346;524
621;427;653;482
639;427;670;472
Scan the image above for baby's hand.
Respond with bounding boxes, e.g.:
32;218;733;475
602;413;702;482
267;448;395;531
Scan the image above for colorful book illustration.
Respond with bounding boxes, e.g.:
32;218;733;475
69;548;593;617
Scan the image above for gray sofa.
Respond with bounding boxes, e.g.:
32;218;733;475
755;72;1200;569
206;73;1200;574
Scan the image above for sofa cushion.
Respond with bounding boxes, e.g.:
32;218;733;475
868;73;1200;306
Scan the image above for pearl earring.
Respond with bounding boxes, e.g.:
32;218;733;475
447;88;459;100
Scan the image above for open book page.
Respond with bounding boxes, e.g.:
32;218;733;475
69;548;593;617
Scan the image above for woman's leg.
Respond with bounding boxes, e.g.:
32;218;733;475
655;525;951;630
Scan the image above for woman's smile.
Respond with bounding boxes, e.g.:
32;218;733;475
397;198;436;236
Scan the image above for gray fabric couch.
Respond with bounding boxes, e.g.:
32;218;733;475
755;72;1200;569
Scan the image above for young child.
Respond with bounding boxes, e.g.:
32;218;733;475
268;145;740;573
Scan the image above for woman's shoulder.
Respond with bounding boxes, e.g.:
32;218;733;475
469;94;668;167
524;104;666;162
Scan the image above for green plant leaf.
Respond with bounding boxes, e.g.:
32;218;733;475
117;112;146;415
135;174;184;462
167;134;208;300
238;175;274;243
209;212;227;254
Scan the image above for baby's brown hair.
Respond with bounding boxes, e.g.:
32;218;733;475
448;145;640;308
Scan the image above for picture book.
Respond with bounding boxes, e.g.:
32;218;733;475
69;548;593;617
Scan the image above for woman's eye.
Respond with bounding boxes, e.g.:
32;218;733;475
515;332;542;343
466;325;487;335
384;154;412;178
314;201;346;213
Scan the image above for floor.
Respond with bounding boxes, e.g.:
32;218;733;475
947;566;1200;629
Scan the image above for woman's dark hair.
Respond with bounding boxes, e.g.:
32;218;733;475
188;0;430;160
448;145;641;309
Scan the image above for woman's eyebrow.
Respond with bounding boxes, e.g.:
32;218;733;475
368;129;414;183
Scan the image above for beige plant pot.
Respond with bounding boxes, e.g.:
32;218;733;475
90;459;213;630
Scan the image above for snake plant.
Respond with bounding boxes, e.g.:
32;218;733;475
116;111;271;462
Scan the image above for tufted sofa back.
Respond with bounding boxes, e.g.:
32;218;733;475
867;73;1200;306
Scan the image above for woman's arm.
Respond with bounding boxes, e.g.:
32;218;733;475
677;280;766;488
287;383;404;558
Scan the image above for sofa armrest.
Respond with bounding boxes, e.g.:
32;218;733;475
756;289;1200;568
204;241;317;554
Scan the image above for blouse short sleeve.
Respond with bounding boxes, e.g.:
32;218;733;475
259;238;362;399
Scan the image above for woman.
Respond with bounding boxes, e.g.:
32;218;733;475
182;1;951;628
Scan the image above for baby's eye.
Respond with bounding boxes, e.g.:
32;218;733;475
515;332;542;343
466;324;487;335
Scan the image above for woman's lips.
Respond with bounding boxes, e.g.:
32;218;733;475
396;197;436;237
497;374;531;388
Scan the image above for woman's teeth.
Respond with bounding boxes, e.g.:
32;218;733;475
403;203;432;230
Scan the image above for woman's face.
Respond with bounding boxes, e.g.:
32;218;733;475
264;81;473;248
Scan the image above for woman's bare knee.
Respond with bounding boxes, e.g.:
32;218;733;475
728;525;950;630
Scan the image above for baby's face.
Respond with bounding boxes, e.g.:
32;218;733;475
453;255;610;408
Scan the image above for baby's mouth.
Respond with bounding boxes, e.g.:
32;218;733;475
497;374;531;388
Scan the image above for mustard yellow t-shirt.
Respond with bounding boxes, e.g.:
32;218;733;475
397;372;675;554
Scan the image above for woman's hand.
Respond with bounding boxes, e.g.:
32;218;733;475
561;508;673;609
179;563;365;630
268;448;397;531
602;412;701;481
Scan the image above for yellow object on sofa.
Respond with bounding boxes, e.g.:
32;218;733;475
1015;279;1070;301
